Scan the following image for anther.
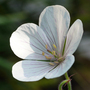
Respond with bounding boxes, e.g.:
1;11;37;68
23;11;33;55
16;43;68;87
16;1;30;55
53;44;57;48
42;52;45;56
58;57;63;60
49;62;54;66
52;51;56;55
54;61;59;64
45;45;48;49
47;49;52;53
45;56;52;59
58;59;63;62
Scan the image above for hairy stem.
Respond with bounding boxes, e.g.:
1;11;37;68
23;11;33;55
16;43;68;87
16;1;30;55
65;72;72;90
58;80;68;90
58;72;72;90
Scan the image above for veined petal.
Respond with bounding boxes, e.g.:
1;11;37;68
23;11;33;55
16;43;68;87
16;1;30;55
45;55;75;79
64;19;83;56
39;5;70;54
12;60;55;81
10;23;52;59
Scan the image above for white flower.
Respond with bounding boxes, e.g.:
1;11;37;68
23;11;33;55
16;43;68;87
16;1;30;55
10;5;83;82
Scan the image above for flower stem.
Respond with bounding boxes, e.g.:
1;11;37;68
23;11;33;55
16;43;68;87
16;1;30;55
58;72;72;90
58;80;68;90
65;72;72;90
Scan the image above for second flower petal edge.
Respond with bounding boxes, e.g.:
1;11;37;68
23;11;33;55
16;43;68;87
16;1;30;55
64;19;83;56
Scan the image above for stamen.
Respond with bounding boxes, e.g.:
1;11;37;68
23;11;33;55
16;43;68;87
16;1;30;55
54;61;59;64
47;49;52;53
58;57;64;62
58;57;63;60
58;59;63;62
52;51;56;55
53;44;57;48
45;45;48;49
49;62;54;66
42;52;45;56
45;56;52;59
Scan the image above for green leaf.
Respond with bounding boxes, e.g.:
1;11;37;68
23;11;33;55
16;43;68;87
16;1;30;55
0;57;13;71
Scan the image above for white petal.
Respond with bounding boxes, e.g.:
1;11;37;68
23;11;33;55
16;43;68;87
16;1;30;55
12;60;55;82
10;23;52;59
45;55;75;79
39;5;70;54
64;19;83;56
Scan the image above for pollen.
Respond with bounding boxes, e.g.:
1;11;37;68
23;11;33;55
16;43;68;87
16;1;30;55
49;62;54;66
53;44;57;48
45;45;48;49
42;52;45;56
45;56;52;59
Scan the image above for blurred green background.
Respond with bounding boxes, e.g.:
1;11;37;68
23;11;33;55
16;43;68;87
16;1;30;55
0;0;90;90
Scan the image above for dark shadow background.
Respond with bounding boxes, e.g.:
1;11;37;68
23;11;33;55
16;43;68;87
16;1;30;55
0;0;90;90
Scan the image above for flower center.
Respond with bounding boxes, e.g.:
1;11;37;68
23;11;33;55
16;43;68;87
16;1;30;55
42;44;64;66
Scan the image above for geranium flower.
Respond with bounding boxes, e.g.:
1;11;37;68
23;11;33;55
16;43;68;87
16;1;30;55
10;5;83;82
